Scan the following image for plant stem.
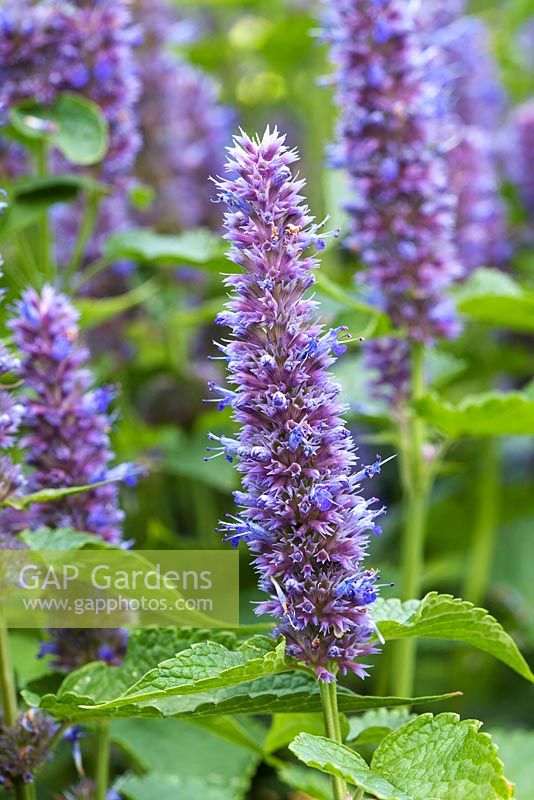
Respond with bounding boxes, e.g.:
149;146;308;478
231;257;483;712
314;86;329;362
64;188;101;291
35;141;53;284
463;439;500;606
0;609;35;800
95;720;111;800
319;678;348;800
393;341;429;698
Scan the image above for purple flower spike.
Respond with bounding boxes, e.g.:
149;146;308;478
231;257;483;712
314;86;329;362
9;285;139;545
0;266;26;512
0;710;58;789
211;127;387;680
322;0;464;403
509;100;534;217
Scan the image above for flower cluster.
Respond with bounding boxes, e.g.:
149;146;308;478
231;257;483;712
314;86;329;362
39;628;128;672
58;780;121;800
439;15;507;132
0;231;26;508
447;126;509;273
135;0;234;231
211;128;386;680
509;100;534;217
0;0;142;179
322;0;462;401
0;710;58;789
8;285;139;544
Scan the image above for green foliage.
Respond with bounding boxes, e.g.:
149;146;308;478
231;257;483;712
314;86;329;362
0;175;95;241
414;392;534;437
290;713;514;799
455;268;534;332
113;718;261;800
20;527;115;551
104;228;226;270
28;628;458;721
373;593;534;682
11;93;109;165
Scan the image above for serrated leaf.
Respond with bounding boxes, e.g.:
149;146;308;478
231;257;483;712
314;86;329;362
104;635;287;708
289;733;410;800
373;593;534;682
372;713;513;799
11;93;109;165
290;715;514;799
414;391;534;437
20;527;116;551
490;728;534;800
347;708;416;747
455;268;534;332
33;630;458;721
104;228;226;269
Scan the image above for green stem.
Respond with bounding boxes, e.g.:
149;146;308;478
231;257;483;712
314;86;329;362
35;141;53;284
393;342;429;698
95;720;111;800
0;610;35;800
64;189;101;291
463;439;500;606
319;678;347;800
0;610;18;727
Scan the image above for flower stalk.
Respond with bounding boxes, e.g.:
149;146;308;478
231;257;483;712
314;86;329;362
319;678;347;800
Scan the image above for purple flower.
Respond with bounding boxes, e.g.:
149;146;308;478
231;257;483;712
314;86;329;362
39;628;128;672
447;126;509;273
438;15;507;133
0;267;26;509
0;0;142;179
509;100;534;217
135;1;234;231
322;0;463;402
8;285;140;545
211;128;387;680
0;710;58;789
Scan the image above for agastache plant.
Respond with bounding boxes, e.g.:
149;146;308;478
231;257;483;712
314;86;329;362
8;285;138;543
210;128;387;685
135;0;234;232
321;0;463;405
7;286;138;672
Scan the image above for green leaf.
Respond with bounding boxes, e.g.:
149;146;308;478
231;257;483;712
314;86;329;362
33;629;458;721
0;175;94;241
414;391;534;437
347;708;416;747
265;713;332;754
290;715;514;799
113;718;261;800
277;762;332;800
92;636;288;710
20;527;115;551
372;714;514;800
104;228;226;269
455;268;534;332
76;280;160;327
289;733;411;800
3;476;126;510
373;592;534;682
490;729;534;800
11;93;109;165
